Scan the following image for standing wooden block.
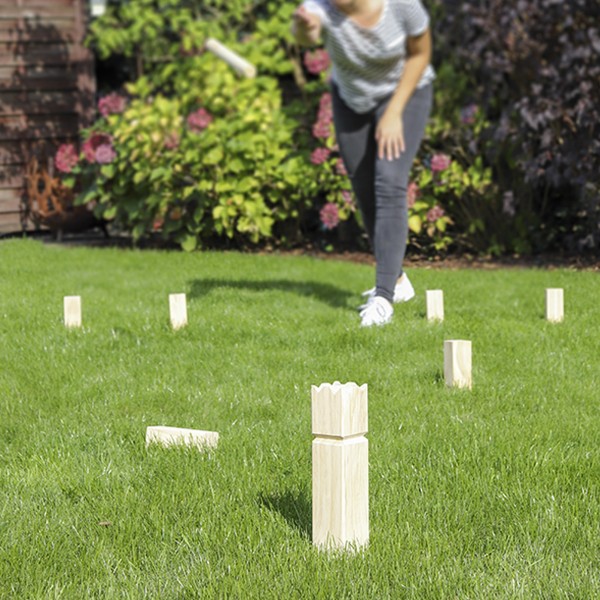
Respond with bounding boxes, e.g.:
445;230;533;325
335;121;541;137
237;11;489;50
426;290;444;321
64;296;82;328
145;426;219;450
546;288;564;323
444;340;472;389
312;382;369;551
169;293;188;330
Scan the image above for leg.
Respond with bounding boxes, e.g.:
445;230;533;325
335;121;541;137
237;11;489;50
373;84;433;301
331;85;377;248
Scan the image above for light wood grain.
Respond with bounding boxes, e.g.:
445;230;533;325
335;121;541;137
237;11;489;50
63;295;81;327
145;426;219;450
426;289;444;322
205;38;256;78
444;340;472;389
312;382;369;551
546;288;564;323
169;293;187;330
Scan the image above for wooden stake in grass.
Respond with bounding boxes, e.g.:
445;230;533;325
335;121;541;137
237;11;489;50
169;293;188;330
311;381;369;551
64;296;82;328
546;288;564;323
444;340;472;389
426;290;444;322
146;426;219;450
205;38;257;78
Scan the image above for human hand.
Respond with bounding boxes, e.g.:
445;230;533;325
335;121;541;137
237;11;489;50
293;6;321;37
375;109;405;161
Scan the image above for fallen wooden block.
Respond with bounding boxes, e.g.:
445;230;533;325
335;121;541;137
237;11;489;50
205;38;257;78
64;295;82;328
145;426;219;450
169;293;188;330
444;340;472;389
312;381;369;551
546;288;564;323
426;289;444;321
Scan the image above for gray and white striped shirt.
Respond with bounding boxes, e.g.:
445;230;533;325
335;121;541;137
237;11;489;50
302;0;435;113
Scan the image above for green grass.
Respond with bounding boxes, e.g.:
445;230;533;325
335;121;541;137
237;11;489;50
0;238;599;599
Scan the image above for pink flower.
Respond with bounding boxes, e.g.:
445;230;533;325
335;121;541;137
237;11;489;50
187;108;213;133
311;147;331;165
319;202;340;230
82;132;113;163
426;205;445;222
319;92;332;112
341;190;356;211
335;158;348;176
407;181;419;208
95;144;116;164
312;92;334;139
55;143;79;173
431;153;451;173
312;119;332;139
164;132;180;150
98;93;127;118
304;49;330;74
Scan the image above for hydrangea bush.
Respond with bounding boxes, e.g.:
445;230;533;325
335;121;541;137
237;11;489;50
72;0;596;255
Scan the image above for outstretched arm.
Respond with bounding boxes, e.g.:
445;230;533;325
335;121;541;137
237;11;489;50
292;5;323;47
375;29;432;161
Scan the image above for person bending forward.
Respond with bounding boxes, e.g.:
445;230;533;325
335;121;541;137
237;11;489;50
293;0;435;327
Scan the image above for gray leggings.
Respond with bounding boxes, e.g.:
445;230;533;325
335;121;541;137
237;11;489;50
332;82;433;302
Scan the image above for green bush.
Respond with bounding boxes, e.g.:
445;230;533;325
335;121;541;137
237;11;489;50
67;0;537;255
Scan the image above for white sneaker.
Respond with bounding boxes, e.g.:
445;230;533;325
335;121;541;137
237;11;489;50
360;273;415;309
360;296;393;327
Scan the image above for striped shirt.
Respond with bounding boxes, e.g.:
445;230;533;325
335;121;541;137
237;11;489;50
302;0;435;113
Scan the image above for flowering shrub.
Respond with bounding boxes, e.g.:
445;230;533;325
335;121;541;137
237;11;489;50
59;54;326;250
55;144;79;174
98;93;127;118
186;108;213;132
319;203;340;230
303;49;330;75
84;0;595;255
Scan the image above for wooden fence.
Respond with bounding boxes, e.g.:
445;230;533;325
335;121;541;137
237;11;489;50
0;0;95;233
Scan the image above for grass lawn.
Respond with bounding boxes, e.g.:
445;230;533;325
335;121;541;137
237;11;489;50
1;238;599;598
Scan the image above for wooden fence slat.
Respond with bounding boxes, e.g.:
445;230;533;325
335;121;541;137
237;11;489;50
0;90;88;115
0;0;94;233
0;121;80;141
0;8;76;18
0;42;86;62
0;188;25;203
0;212;25;233
0;137;75;165
0;72;78;91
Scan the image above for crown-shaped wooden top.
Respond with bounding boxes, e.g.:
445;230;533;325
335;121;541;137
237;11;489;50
311;382;368;437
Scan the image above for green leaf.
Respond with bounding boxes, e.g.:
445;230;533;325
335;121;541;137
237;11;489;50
408;214;422;234
181;234;198;252
103;206;117;220
100;164;115;179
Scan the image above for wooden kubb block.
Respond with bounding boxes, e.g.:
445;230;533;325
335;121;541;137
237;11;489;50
146;426;219;450
545;288;564;323
64;295;82;327
312;382;369;551
169;293;188;329
426;290;444;321
444;340;472;389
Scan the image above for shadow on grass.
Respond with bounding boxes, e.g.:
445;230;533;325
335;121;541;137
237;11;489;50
259;490;312;540
188;278;353;310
